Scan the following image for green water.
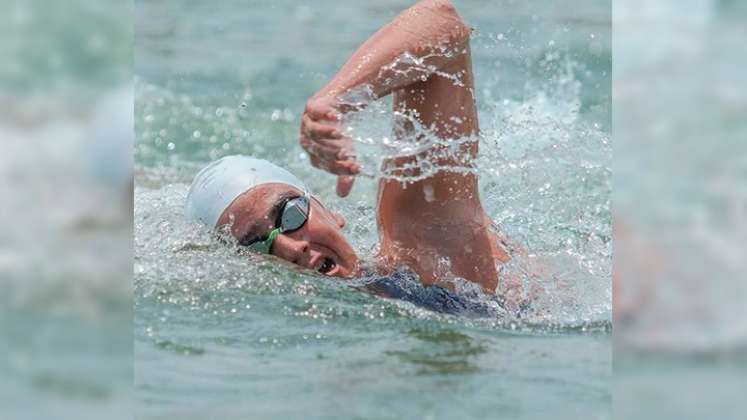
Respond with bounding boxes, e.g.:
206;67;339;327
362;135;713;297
134;0;611;418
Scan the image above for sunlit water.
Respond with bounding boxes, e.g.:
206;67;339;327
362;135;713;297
135;0;611;418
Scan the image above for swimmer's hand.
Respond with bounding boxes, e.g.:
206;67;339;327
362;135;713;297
300;96;360;197
300;1;471;197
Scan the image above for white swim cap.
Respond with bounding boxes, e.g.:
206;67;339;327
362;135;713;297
186;155;308;228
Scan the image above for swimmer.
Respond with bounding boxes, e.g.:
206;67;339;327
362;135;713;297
187;0;519;302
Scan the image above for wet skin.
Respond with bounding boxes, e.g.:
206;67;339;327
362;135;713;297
216;183;360;278
299;0;513;293
214;1;518;297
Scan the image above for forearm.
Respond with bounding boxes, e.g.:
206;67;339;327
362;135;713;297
314;0;471;105
299;0;477;195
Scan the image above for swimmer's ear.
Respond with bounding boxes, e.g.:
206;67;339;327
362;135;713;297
332;212;346;228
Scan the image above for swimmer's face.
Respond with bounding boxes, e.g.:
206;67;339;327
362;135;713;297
217;183;360;277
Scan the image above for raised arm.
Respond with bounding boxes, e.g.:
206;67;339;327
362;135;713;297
300;0;473;195
313;0;471;103
301;0;514;296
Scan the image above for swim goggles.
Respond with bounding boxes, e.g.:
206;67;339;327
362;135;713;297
245;194;310;254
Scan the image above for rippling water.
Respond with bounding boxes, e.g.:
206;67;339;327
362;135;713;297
135;0;611;418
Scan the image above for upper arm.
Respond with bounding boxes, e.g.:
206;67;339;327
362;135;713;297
418;0;465;23
394;0;471;52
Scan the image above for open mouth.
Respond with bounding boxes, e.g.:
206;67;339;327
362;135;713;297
316;257;337;275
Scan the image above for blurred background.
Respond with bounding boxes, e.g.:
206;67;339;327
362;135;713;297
1;0;745;419
0;1;133;419
614;0;746;418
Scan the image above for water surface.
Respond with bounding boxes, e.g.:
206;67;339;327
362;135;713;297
135;1;611;418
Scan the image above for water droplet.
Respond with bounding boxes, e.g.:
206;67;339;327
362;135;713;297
215;108;223;117
193;130;201;138
167;142;175;150
423;184;435;202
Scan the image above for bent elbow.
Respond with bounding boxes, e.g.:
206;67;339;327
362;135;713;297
430;0;461;20
427;0;472;47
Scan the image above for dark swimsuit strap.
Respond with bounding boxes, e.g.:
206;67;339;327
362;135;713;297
352;269;496;317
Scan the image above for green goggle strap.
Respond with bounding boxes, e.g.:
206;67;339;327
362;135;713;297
249;227;281;254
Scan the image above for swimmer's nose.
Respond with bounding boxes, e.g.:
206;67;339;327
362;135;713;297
272;234;310;266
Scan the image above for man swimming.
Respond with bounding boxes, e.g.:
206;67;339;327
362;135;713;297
187;0;519;303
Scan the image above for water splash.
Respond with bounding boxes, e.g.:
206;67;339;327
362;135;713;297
135;54;610;329
321;53;611;326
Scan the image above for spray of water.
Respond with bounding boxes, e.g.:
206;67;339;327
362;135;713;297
326;51;611;326
135;50;610;330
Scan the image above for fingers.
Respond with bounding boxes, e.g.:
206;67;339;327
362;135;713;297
301;97;360;180
300;135;350;164
302;136;359;174
301;115;342;140
336;159;361;173
304;100;340;121
308;155;361;176
336;175;356;197
300;135;334;156
307;135;350;150
300;134;349;155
